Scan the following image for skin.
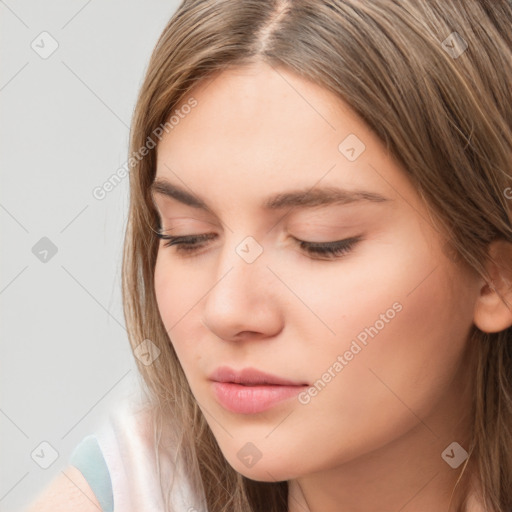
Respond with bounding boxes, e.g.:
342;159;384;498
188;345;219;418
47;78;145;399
151;61;506;511
24;466;101;512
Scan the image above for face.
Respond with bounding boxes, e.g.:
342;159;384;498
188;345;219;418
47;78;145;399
152;61;481;481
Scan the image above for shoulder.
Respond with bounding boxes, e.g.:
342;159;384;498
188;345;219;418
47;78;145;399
23;465;101;512
25;396;206;512
23;397;148;512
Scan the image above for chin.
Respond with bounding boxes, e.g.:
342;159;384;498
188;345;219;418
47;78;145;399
223;453;305;482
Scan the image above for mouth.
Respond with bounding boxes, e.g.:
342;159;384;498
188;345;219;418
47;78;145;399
209;366;308;386
209;366;309;414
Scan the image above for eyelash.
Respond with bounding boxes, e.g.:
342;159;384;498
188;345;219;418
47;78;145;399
154;231;361;260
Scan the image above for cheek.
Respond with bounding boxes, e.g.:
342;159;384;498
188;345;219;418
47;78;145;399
154;253;179;322
154;250;204;321
153;253;204;361
286;239;472;436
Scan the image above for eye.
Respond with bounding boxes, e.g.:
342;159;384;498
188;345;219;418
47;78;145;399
293;236;361;259
155;230;361;260
156;232;216;254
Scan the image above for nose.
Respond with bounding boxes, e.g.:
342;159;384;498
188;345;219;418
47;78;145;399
201;241;284;342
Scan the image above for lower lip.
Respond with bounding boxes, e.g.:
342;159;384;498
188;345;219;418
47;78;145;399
211;382;307;414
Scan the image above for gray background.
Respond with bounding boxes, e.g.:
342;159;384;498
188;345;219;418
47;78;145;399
0;1;180;510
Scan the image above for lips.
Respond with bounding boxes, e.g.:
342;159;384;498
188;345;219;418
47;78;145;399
209;366;308;386
208;366;309;414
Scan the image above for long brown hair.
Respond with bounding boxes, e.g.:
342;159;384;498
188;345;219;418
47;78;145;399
122;1;512;510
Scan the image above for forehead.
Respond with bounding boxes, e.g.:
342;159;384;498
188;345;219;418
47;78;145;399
157;61;357;167
154;61;420;215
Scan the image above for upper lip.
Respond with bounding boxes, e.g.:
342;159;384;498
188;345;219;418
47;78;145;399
209;366;308;386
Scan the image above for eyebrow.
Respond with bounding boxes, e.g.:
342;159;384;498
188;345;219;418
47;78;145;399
150;177;391;213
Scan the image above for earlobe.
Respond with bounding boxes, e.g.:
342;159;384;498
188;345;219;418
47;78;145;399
473;239;512;333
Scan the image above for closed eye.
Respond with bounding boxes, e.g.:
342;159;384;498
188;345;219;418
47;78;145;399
154;231;362;260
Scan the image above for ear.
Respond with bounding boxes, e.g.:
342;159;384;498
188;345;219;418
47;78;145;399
473;239;512;333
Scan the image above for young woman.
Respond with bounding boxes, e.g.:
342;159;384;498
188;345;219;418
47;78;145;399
26;0;512;511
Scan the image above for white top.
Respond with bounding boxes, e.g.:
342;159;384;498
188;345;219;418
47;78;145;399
70;396;207;512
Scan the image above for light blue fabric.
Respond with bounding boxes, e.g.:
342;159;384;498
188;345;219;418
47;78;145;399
69;434;114;512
